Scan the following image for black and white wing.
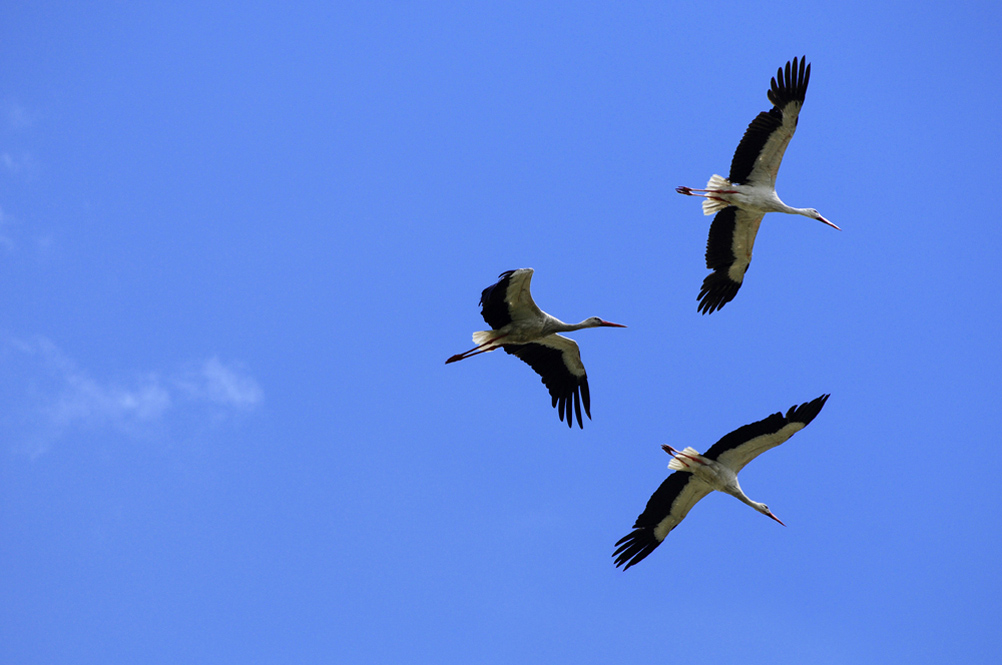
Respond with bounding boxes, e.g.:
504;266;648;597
698;206;765;314
502;334;591;428
703;394;829;473
480;268;542;330
613;471;713;570
729;56;810;188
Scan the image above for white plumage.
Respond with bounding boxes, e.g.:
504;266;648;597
614;395;829;570
447;268;626;428
677;57;840;314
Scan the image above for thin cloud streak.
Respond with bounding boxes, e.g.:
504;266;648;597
1;335;263;453
176;357;264;409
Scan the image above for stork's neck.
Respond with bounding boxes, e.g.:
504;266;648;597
762;191;808;217
768;196;802;216
736;494;772;517
724;477;784;524
543;317;587;335
725;482;758;509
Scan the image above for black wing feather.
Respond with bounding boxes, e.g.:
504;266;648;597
503;342;590;428
697;272;742;315
479;270;516;330
785;393;828;427
702;394;829;462
704;207;738;271
616;393;829;571
698;206;745;314
613;472;694;570
728;56;809;184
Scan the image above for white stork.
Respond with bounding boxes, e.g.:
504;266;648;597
613;394;829;570
446;268;626;429
677;57;840;314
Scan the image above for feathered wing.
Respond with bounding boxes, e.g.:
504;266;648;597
729;56;809;188
505;268;541;319
703;394;830;473
698;207;765;314
479;268;542;330
615;393;829;570
503;334;591;428
613;472;713;570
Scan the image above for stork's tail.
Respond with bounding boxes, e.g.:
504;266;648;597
667;446;705;471
471;331;497;348
701;175;732;215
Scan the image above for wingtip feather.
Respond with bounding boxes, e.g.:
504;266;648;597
697;271;741;314
787;394;830;426
612;530;659;571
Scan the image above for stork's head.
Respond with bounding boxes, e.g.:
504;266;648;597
585;317;627;329
755;503;786;526
807;208;840;231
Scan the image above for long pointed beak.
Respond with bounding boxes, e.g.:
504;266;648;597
600;321;627;328
766;511;786;527
818;215;841;231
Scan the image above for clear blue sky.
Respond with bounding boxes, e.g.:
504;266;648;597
2;2;1000;663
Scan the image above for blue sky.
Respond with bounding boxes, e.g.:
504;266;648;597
2;2;1000;663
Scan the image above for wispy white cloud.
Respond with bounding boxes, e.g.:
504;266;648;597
47;370;172;427
176;357;264;409
1;335;263;455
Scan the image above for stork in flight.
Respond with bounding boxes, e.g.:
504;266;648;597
677;57;840;314
613;394;829;570
446;268;626;428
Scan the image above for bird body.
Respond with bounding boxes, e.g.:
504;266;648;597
447;268;625;428
664;445;777;523
613;394;829;570
677;57;840;314
471;310;603;348
699;174;824;220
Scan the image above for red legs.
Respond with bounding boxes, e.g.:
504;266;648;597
445;333;510;364
445;347;493;364
675;185;738;199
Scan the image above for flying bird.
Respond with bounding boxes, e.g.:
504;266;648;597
613;394;829;570
446;268;626;428
677;57;840;314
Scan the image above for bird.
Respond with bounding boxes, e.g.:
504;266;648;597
446;268;626;428
676;57;840;314
613;394;829;570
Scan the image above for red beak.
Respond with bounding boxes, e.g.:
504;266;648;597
766;511;786;527
818;215;841;231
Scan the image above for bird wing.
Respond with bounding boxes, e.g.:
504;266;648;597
480;269;517;329
698;206;765;314
728;57;810;188
503;334;590;428
613;471;713;570
703;394;830;473
479;268;542;330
